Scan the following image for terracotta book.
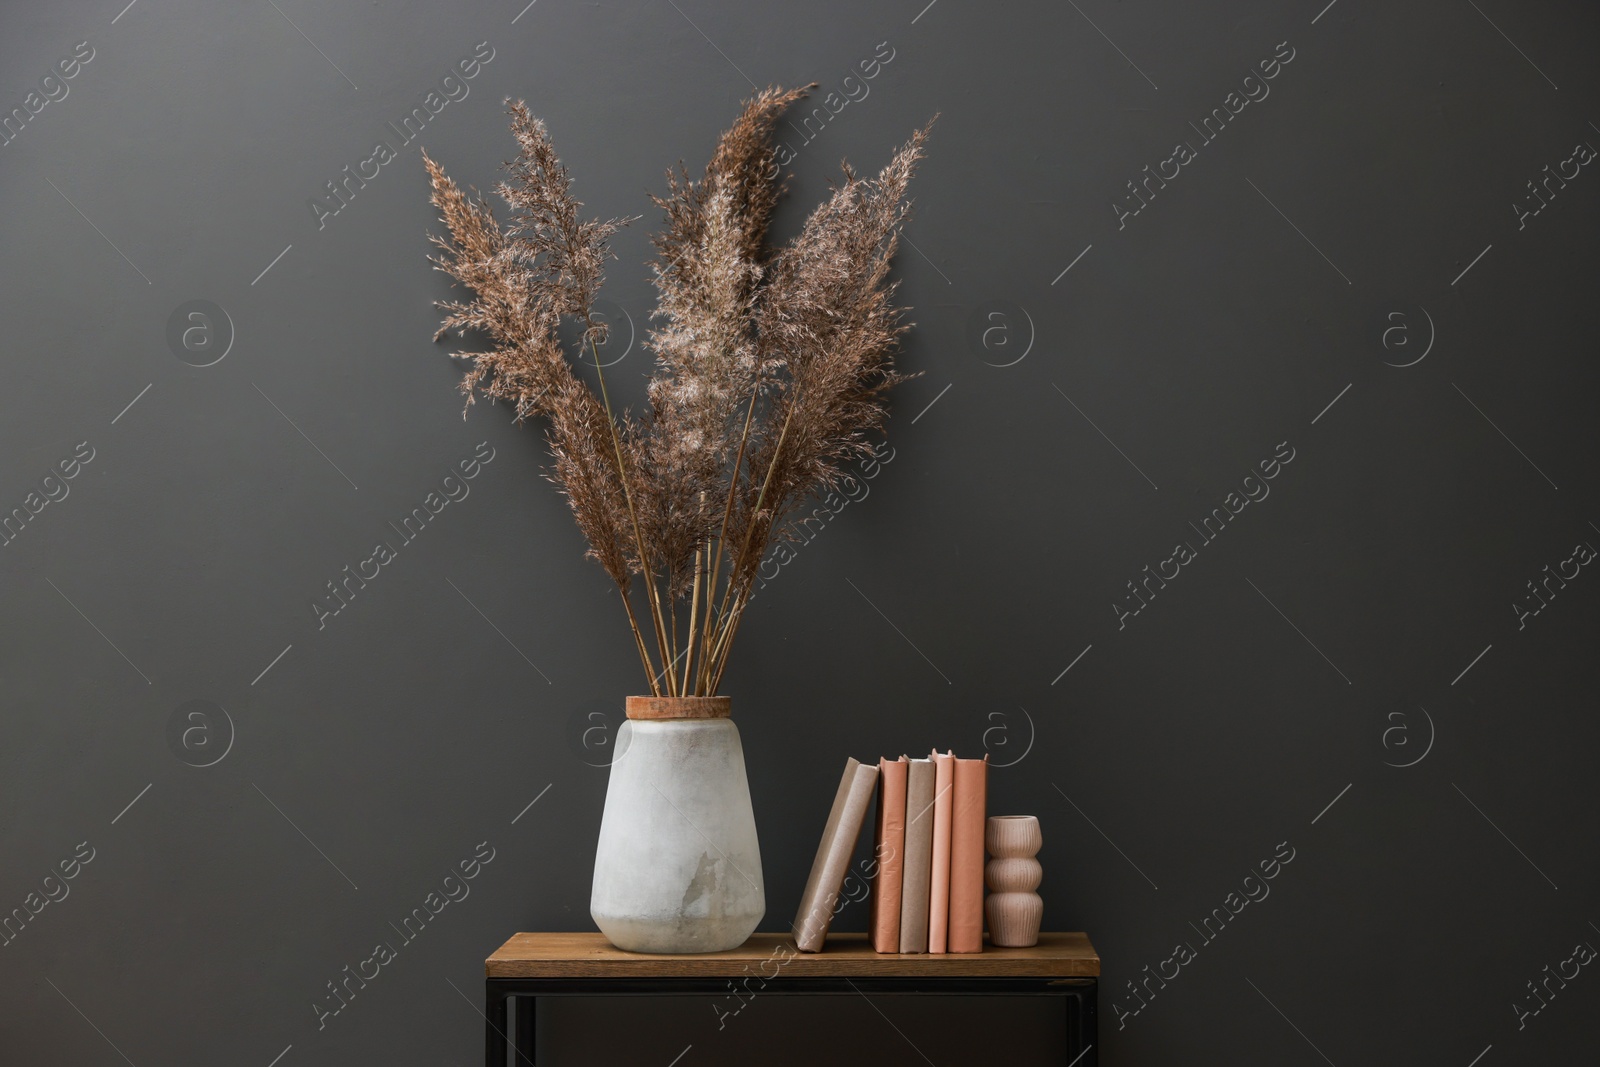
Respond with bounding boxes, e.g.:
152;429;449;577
793;758;880;952
948;753;989;953
868;756;908;953
897;756;936;953
927;749;955;953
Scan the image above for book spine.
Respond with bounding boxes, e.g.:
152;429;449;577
868;760;883;941
793;760;880;952
947;754;989;953
898;758;935;953
870;757;908;952
927;749;955;953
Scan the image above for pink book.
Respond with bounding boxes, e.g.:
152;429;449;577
868;757;908;953
927;749;955;953
948;753;989;953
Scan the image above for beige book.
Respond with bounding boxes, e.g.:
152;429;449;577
793;757;880;952
897;756;936;952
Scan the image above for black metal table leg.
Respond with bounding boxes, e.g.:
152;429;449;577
1069;979;1097;1066
1083;979;1097;1065
514;992;536;1064
485;981;508;1067
1057;978;1097;1065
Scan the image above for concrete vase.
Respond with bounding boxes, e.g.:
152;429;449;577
590;696;765;953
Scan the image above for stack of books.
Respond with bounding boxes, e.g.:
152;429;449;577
793;751;988;953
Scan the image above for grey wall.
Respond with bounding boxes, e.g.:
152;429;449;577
3;0;1598;1063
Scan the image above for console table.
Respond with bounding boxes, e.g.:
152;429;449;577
484;931;1098;1065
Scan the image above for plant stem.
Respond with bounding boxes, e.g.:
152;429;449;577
707;396;800;687
588;333;677;694
709;596;749;692
617;587;662;697
668;587;680;694
700;386;763;692
683;534;705;696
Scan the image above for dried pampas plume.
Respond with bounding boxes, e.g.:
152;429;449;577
426;90;933;696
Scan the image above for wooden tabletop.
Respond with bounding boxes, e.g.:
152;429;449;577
486;932;1099;978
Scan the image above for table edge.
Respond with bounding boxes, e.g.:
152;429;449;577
484;932;1100;978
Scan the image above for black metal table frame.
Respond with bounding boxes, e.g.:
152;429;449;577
485;975;1097;1066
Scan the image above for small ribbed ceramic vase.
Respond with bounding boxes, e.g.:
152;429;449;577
984;815;1043;948
590;696;765;953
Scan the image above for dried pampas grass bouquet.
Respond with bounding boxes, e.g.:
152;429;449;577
423;87;932;697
